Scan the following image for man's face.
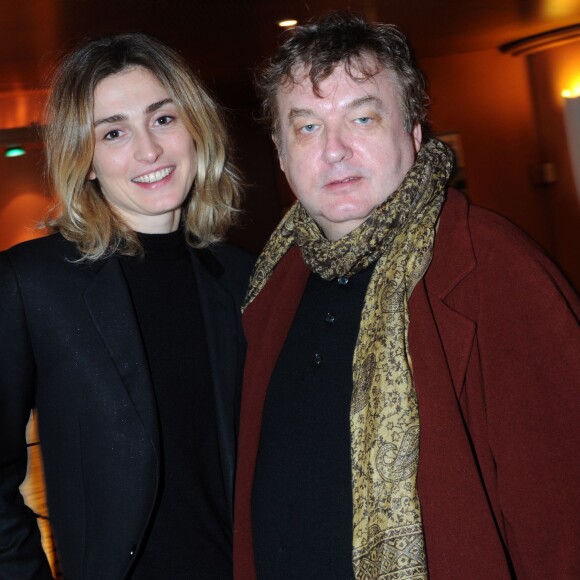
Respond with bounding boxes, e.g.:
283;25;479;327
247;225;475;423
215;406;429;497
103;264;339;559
276;62;422;240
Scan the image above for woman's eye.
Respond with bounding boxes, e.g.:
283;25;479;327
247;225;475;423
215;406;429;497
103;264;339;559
104;129;122;140
156;115;174;126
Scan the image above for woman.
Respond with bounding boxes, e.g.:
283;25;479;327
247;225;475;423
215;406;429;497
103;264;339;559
0;33;253;579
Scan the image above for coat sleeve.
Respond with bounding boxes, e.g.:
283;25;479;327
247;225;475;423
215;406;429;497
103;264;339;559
0;253;53;578
468;211;580;579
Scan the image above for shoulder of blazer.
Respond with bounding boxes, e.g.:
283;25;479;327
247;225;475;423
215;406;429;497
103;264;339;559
5;233;255;293
6;232;78;260
4;232;95;280
190;243;255;300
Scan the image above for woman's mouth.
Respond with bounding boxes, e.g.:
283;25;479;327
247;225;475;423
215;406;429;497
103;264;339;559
132;166;174;184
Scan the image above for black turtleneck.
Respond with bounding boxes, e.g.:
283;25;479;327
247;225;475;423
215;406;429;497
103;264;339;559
119;230;231;579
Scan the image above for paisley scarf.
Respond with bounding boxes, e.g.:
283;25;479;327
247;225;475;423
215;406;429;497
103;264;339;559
243;139;453;579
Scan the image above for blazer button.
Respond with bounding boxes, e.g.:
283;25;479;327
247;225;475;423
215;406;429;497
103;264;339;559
129;544;137;558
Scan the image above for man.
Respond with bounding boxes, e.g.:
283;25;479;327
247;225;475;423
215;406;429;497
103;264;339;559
234;12;580;580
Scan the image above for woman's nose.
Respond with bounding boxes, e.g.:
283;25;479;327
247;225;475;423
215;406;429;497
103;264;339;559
134;130;162;163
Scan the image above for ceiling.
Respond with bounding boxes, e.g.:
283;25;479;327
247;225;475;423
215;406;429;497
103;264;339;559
0;0;579;112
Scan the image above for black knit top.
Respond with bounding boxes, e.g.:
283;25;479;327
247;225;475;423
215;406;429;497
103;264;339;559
120;230;231;579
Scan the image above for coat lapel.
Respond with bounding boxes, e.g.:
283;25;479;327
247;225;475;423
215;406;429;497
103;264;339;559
421;189;477;396
84;257;160;453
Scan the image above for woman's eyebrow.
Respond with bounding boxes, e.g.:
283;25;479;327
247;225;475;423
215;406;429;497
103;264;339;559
94;113;126;128
94;98;174;127
145;98;174;115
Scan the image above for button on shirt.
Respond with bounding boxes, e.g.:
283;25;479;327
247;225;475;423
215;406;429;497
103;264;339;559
252;264;375;580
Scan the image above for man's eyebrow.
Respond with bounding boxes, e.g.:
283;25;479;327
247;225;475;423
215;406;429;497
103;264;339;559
286;96;385;124
347;96;384;110
94;98;174;127
288;108;315;123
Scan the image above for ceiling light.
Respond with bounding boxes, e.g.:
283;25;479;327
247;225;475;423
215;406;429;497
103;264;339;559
562;86;580;99
5;146;26;158
277;19;298;28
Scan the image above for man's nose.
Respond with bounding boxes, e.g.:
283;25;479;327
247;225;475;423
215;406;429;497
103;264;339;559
321;127;353;164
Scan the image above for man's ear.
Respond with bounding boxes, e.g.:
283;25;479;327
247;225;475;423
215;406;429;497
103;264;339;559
412;123;422;153
274;134;286;173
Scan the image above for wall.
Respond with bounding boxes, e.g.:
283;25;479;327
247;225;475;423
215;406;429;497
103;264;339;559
0;148;50;251
526;40;580;289
421;49;548;243
226;106;283;254
420;45;579;288
0;89;46;129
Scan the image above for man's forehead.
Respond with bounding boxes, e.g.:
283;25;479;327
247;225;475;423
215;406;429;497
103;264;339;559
276;60;392;105
292;54;387;83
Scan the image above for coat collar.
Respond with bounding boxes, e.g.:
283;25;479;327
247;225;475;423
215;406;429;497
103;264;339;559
426;188;476;300
415;189;478;396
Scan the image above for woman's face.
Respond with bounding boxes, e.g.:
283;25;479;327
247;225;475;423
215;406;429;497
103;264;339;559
89;66;197;233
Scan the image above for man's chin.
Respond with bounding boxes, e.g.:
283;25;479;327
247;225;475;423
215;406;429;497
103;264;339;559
316;214;370;241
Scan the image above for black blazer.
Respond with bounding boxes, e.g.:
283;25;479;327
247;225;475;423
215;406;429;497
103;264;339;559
0;233;253;579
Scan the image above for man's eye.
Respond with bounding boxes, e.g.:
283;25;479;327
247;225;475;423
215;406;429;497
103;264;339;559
355;117;372;124
104;129;122;140
300;123;317;134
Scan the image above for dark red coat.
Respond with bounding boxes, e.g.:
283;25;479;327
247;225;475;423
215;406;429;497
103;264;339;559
235;190;580;579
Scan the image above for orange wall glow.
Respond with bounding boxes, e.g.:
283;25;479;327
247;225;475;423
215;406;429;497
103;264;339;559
527;40;580;288
0;149;51;251
0;192;50;249
0;89;47;130
421;48;548;244
420;44;579;289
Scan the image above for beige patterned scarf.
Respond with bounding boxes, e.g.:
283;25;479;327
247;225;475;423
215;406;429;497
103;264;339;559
243;139;453;579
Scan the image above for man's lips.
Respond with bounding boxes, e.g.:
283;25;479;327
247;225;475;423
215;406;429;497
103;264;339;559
325;175;362;186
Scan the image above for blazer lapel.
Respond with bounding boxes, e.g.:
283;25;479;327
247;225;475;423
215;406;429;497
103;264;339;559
189;248;240;515
84;257;160;453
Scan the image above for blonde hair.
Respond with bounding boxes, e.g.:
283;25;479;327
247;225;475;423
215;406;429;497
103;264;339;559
45;32;241;260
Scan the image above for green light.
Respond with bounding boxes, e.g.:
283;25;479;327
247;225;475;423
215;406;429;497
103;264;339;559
5;146;26;158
